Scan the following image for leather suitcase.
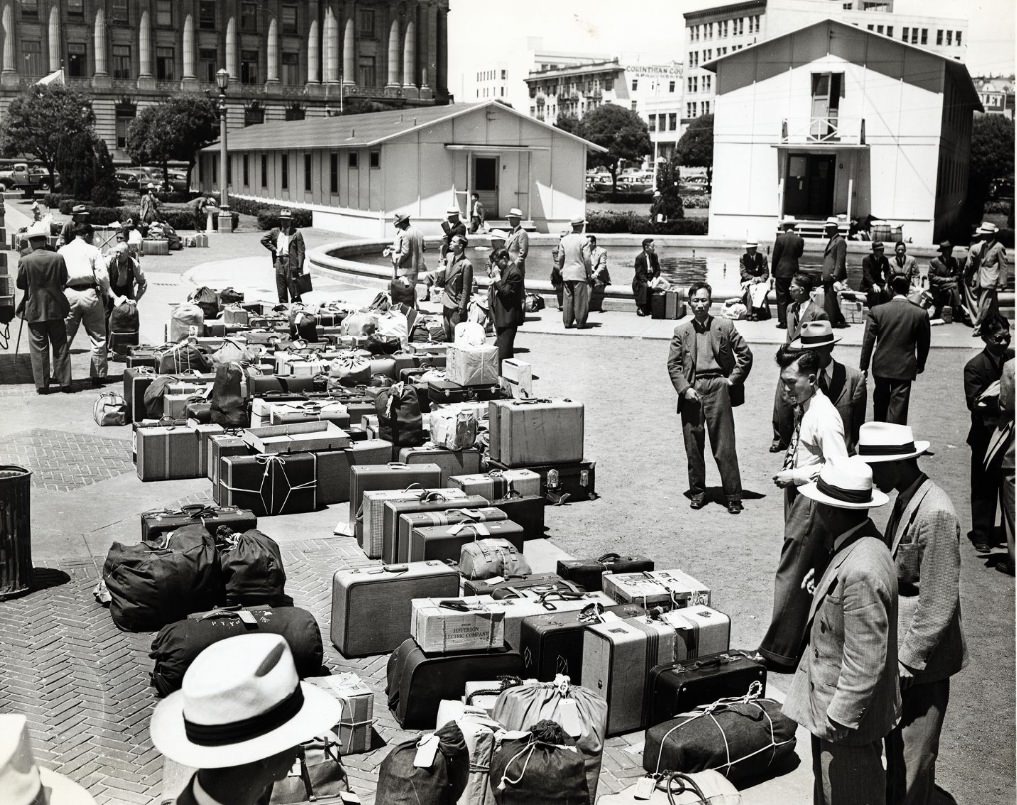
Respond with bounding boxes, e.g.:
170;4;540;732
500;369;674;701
346;462;443;539
650;292;666;320
398;445;483;483
110;330;139;358
661;605;731;661
645;650;767;728
489;494;546;540
386;637;524;729
461;572;569;597
123;366;157;422
603;569;710;608
428;378;503;404
484;590;615;649
582;616;677;735
487;457;597;503
557;553;655;592
361;487;467;560
140;504;257;544
394;504;506;564
488;399;584;467
383;495;491;564
517;602;646;683
407;520;525;564
318;438;392;505
208;434;250;488
330;561;459;657
449;469;541;500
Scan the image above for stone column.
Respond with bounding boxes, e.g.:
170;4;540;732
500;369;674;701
386;14;400;91
306;0;320;90
93;4;111;88
266;7;280;86
420;2;436;99
342;2;355;88
1;1;18;85
402;13;417;98
181;5;197;89
226;12;238;78
47;1;61;72
436;3;448;99
323;1;338;85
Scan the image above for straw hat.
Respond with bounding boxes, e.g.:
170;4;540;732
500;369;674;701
25;221;50;239
507;208;523;218
71;204;89;215
392;212;410;226
855;422;931;463
788;320;842;350
0;715;97;805
744;240;758;249
977;222;999;235
799;457;889;510
570;216;586;226
150;634;342;770
488;229;508;242
278;209;292;219
824;216;840;227
445;206;461;216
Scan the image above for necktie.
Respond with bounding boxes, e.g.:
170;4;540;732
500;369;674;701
783;405;804;471
791;303;800;333
885;498;905;549
818;372;829;395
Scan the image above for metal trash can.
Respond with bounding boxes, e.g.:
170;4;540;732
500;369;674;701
0;465;32;599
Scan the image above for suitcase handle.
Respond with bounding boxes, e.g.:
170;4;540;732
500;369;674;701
597;553;622;563
660;772;711;804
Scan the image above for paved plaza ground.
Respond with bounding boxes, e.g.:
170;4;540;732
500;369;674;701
0;198;1013;803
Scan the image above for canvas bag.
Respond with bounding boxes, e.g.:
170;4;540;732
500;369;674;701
143;375;177;418
169;302;205;342
375;721;470;805
491;675;607;802
156;342;211;374
290;308;319;342
454;321;486;347
189;286;221;320
268;737;351;804
450;714;502;805
429;406;479;450
210;361;249;427
340;311;378;337
488;721;590;805
215;528;290;606
598;771;741;805
109;299;139;333
460;537;532;581
376;382;426;447
211;337;256;367
329;355;372;387
93;391;127;426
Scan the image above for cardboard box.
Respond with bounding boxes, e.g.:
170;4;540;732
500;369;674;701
243;421;351;454
411;597;506;653
447;344;499;387
306;673;374;756
499;359;533;399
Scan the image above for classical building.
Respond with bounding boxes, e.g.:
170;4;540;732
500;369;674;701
0;0;450;163
973;76;1015;119
195;100;605;237
683;0;967;132
705;18;981;244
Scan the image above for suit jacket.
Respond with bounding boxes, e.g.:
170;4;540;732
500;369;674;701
825;360;867;454
783;524;901;745
860;254;891;292
787;298;828;343
488;261;525;329
632;251;660;305
859;297;931;380
889;254;918;286
15;248;70;323
739;252;769;283
927;256;960;290
821;234;847;282
391;226;426;278
436;254;473;316
260;228;306;271
440;219;467;258
964;346;1012;444
886;478;967;683
771;231;804;278
666;316;753;409
506;226;529;267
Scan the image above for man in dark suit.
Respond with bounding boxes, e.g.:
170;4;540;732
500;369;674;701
821;217;849;328
488;247;524;362
771;273;829;451
771;217;804;329
860;241;891;308
632;238;660;317
860;275;931;424
439;206;467;263
15;221;71;394
782;457;900;805
667;281;753;514
260;210;306;303
963;315;1013;553
858;422;968;805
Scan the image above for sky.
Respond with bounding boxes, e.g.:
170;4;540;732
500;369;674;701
447;0;1016;84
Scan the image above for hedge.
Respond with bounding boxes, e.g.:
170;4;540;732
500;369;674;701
586;210;707;236
683;195;711;209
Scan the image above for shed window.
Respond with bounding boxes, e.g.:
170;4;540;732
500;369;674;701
261;155;268;188
369;151;380;169
199;0;216;30
348;152;359;169
329;153;338;194
242;155;249;186
281;155;289;190
304;154;312;191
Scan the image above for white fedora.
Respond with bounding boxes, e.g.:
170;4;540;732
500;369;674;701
150;634;341;769
788;320;842;350
0;714;97;805
507;208;523;218
25;221;50;239
799;456;889;510
855;422;931;463
488;229;508;241
824;216;840;227
445;206;461;216
744;240;758;248
977;221;999;235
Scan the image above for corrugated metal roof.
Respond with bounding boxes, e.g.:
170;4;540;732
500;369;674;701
201;100;607;152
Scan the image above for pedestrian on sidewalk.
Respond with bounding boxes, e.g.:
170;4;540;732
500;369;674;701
59;223;108;386
505;208;529;278
261;210;306;304
15;220;71;394
469;193;486;234
968;222;1007;337
140;184;161;226
557;217;592;329
488;247;524;362
428;233;473;341
821;217;849;328
56;204;90;248
772;217;804;329
439;206;466;263
386;212;425;307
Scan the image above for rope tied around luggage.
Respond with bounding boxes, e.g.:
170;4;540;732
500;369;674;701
220;453;318;516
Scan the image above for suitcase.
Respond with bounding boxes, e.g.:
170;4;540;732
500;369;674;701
123;366;157;422
600;771;741;804
485;589;616;649
208;434;250;488
386;637;524;729
488;399;584;467
317;438;392;505
410;597;507;653
487;457;597;503
558;553;655;592
407;519;526;563
664;289;686;320
645;650;767;728
110;330;139;357
382;495;491;564
142;238;169;255
449;469;541;500
516;602;646;683
489;493;546;540
361;487;467;560
603;569;710;608
330;560;460;657
393;504;506;564
583;616;678;735
428;378;503;404
650;292;667;320
398;444;482;482
461;572;569;597
346;462;443;540
661;605;731;661
140;504;257;544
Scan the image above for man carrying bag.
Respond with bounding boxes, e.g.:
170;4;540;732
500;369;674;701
260;210;308;303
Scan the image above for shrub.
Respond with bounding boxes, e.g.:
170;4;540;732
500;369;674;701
85;206;125;226
58;198;84;215
586;210;707;236
683;195;711;209
256;208;313;230
44;192;74;209
984;199;1013;215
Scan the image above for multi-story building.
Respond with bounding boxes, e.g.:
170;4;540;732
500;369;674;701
0;0;450;163
973;76;1015;119
683;0;967;132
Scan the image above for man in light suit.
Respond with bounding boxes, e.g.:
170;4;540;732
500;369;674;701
782;457;900;805
667;281;753;514
858;422;967;805
821;217;849;328
860;275;931;424
771;273;829;451
771;217;804;329
789;321;867;454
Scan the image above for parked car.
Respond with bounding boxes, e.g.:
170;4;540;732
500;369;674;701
116;169;145;189
0;162;58;194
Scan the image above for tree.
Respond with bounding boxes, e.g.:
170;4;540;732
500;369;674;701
554;113;581;136
577;104;652;196
675;113;714;191
91;139;121;207
654;159;684;221
966;114;1015;226
127;95;218;188
0;84;96;183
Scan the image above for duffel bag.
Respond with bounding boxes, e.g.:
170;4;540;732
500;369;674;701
460;537;532;581
211;337;255;367
642;684;797;787
169;302;204;342
340;311;378;337
429;406;479;450
110;299;139;333
103;525;222;632
216;528;290;606
375;720;470;805
390;277;417;308
368;373;394;388
448;713;502;805
189;286;221;320
149;604;323;696
156;342;211;374
599;771;741;804
142;375;176;419
219;286;245;305
489;720;590;805
366;334;401;355
93;391;127;426
269;737;351;803
523;293;545;313
376;381;426;447
290;309;319;342
210;361;249;428
491;674;607;802
329;355;372;387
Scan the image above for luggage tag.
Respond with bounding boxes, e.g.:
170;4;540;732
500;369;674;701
558;698;584;738
413;733;440;768
237;610;259;628
633;775;658;800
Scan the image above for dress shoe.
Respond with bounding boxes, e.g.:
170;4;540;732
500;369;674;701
636;310;646;317
768;441;786;453
776;323;787;329
36;387;50;395
61;386;74;393
91;377;105;388
967;532;992;553
727;500;743;515
689;496;706;510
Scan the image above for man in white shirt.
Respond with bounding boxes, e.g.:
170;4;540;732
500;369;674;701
758;346;849;670
59;224;109;384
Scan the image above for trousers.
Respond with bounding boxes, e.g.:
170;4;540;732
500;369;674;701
772;377;794;447
873;376;912;424
973;286;999;330
562;280;590;328
494;326;517;363
811;736;885;805
775;276;793;327
64;287;107;378
679;376;742;502
885;678;950;805
27;319;71;390
969;430;1002;544
823;280;846;326
275;259;302;304
442;306;465;342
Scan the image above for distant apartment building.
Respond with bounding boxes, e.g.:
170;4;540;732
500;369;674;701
973;76;1015;119
683;0;967;131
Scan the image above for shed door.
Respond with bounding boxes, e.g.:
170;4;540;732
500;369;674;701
473;156;499;218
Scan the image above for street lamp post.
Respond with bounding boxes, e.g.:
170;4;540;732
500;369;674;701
215;68;232;234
